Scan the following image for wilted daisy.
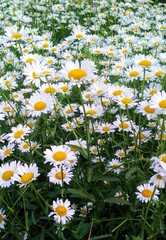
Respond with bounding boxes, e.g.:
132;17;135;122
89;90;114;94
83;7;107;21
60;59;95;85
150;91;166;114
136;183;159;203
12;163;40;187
48;198;75;224
26;91;54;117
44;145;77;166
6;124;31;144
0;161;21;188
0;209;6;229
149;171;166;189
47;166;73;186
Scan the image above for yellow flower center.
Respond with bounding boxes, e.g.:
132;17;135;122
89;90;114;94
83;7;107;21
75;33;84;39
119;151;125;157
139;60;152;67
65;109;72;114
112;164;119;169
4;149;11;156
32;72;40;79
157;174;162;180
61;86;68;92
21;172;34;184
122;98;132;104
55;206;67;216
159;100;166;109
81;209;87;215
137;133;145;139
102;126;111;132
0;215;3;223
12;33;22;39
45;87;56;94
87;110;96;115
2;170;14;181
34;101;46;111
53;151;67;161
55;172;66;180
149;89;157;95
97;90;103;95
26;58;35;63
23;143;29;149
13;94;19;99
14;130;24;139
42;43;49;48
144;106;155;114
141;189;152;198
161;155;166;163
66;125;72;129
47;59;54;64
3;106;10;111
129;71;140;77
155;71;164;77
113;90;123;96
68;68;87;81
119;122;129;129
51;47;57;52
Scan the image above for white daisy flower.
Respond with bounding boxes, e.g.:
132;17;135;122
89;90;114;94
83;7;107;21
0;209;6;229
0;143;15;160
26;91;54;117
48;198;75;224
149;172;166;189
150;91;166;114
44;145;77;166
0;161;21;188
12;163;40;187
6;124;31;144
47;166;73;186
136;183;159;203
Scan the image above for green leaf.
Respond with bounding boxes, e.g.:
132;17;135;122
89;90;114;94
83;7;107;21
67;188;95;202
125;166;138;179
93;175;120;182
74;220;91;239
67;144;88;159
104;197;130;205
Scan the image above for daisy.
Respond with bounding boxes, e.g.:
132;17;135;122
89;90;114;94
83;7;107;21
44;145;77;166
137;100;157;120
79;104;103;118
133;54;157;68
47;166;73;186
0;161;21;188
48;198;75;224
26;91;54;117
149;172;166;189
113;118;133;132
6;124;31;144
18;141;30;153
97;122;115;134
0;143;15;160
66;139;87;156
12;163;40;187
4;25;27;41
0;209;6;229
60;59;95;85
115;149;126;158
72;25;87;39
150;91;166;114
125;65;142;80
136;183;159;203
61;122;75;132
39;83;58;95
107;159;124;174
115;92;137;109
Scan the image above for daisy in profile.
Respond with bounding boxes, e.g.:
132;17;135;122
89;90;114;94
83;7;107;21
47;166;73;186
149;171;166;189
0;209;6;230
60;59;95;85
136;183;159;203
0;143;15;160
6;124;31;144
48;198;75;224
26;91;54;117
12;163;40;187
44;145;77;166
150;91;166;114
0;161;21;188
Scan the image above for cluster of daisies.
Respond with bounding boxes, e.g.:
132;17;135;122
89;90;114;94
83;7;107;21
0;0;166;236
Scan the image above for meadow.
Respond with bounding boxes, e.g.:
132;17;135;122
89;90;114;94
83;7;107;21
0;0;166;239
